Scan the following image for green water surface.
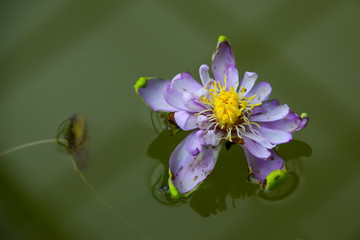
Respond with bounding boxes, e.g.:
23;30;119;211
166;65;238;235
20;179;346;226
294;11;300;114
1;0;359;239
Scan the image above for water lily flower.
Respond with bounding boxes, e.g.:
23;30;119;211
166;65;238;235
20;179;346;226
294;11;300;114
135;36;308;198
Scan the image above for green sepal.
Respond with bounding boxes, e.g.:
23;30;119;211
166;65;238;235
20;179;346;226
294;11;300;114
163;112;169;118
264;167;288;191
168;124;181;136
164;112;181;136
134;77;151;96
154;112;181;136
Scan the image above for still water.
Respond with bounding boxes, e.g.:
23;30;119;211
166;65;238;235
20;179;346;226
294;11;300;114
0;0;359;239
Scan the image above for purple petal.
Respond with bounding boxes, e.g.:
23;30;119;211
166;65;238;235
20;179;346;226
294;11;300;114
239;72;258;95
243;148;285;188
247;82;272;104
164;86;205;113
199;65;211;88
171;72;203;94
195;115;211;129
174;111;198;131
241;131;275;149
224;64;239;90
257;126;292;144
137;78;179;112
250;100;290;122
258;112;303;133
185;130;205;155
212;37;235;86
169;131;221;195
182;91;207;112
252;99;279;114
194;87;211;102
203;130;223;146
242;136;271;159
164;86;188;110
164;73;206;113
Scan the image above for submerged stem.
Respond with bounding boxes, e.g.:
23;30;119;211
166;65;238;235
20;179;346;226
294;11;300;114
0;139;64;158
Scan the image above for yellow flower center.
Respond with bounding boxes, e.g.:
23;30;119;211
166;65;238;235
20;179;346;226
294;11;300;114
213;87;241;129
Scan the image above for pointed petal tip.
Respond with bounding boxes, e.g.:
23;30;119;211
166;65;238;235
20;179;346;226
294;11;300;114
293;112;309;132
217;35;229;45
264;168;288;190
212;36;231;62
212;36;235;84
134;77;150;95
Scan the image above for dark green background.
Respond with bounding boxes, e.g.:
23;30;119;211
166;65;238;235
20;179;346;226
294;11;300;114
1;0;359;239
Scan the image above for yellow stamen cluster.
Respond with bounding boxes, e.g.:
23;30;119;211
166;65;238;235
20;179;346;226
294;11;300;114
212;85;240;129
199;77;262;142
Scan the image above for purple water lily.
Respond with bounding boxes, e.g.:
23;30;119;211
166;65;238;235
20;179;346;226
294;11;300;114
135;36;308;198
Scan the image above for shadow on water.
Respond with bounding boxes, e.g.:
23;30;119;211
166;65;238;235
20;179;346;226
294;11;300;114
147;130;312;217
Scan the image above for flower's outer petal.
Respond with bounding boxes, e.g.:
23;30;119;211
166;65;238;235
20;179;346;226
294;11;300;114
182;91;207;112
169;131;221;197
247;82;272;104
241;131;275;149
136;77;179;112
225;64;239;90
171;72;203;95
257;126;292;144
252;99;278;115
174;111;198;131
164;86;204;113
258;112;308;133
242;136;271;159
164;86;188;110
250;100;290;122
243;148;288;190
212;36;235;86
199;65;211;88
185;130;205;156
239;72;258;95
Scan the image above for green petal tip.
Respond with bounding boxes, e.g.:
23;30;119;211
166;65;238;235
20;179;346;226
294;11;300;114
217;35;228;45
301;112;308;119
134;77;150;95
168;172;180;199
168;171;203;198
264;168;288;190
